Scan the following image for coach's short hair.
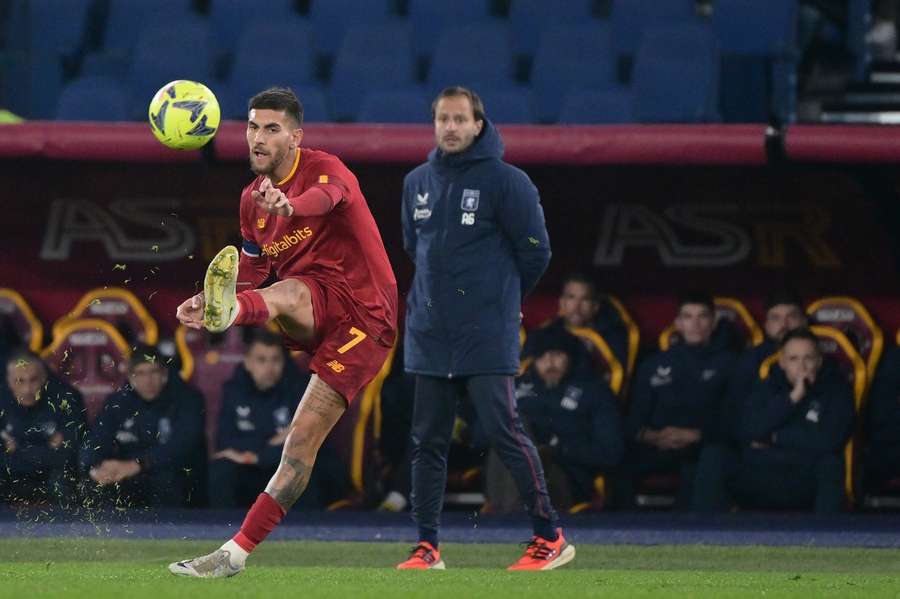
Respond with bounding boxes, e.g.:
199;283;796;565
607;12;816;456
249;87;304;127
431;86;485;122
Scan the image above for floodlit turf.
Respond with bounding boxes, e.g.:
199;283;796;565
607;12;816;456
0;538;899;598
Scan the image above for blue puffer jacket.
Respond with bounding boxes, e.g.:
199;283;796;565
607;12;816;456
402;120;551;377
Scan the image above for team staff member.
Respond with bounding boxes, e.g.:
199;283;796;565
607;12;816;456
398;86;574;571
693;328;853;513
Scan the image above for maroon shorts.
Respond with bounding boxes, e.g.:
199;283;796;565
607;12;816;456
276;276;394;404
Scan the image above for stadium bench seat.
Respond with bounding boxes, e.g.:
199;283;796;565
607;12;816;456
0;288;44;352
41;318;131;423
356;88;430;124
126;21;215;119
427;23;516;97
633;22;721;123
508;0;597;59
209;0;301;65
531;24;618;123
407;0;494;60
308;0;392;58
472;86;535;124
56;76;128;121
611;0;698;58
329;21;415;121
53;287;158;347
806;296;884;390
558;89;634;124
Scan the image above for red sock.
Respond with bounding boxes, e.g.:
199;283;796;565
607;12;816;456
232;492;285;553
234;290;270;326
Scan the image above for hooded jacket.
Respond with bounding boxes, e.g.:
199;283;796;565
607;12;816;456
401;120;551;377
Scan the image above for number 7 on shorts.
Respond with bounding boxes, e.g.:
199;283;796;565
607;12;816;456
337;326;367;354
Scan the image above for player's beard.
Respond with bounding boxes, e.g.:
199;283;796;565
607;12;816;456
249;145;289;176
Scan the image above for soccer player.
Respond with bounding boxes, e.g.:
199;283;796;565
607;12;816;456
169;87;397;577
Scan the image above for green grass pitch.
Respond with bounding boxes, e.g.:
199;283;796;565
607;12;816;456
1;538;899;598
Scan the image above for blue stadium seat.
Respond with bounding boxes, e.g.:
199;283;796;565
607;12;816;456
85;0;198;79
558;89;634;124
611;0;697;57
222;22;317;117
56;76;128;121
308;0;392;57
508;0;596;58
293;86;332;123
209;0;300;61
126;21;215;119
477;87;535;124
713;0;798;122
531;24;617;123
407;0;493;59
356;88;430;123
1;0;91;118
428;23;515;95
329;21;415;121
632;23;720;122
5;0;91;56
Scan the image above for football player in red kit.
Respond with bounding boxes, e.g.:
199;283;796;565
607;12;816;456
169;87;397;578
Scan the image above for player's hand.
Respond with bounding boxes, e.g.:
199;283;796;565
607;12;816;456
176;293;205;330
789;376;809;403
252;177;294;217
90;460;119;485
47;431;64;450
109;460;141;482
1;431;16;454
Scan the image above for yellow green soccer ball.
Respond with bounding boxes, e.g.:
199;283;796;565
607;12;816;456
148;80;220;150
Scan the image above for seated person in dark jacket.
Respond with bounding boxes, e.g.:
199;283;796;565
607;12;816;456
0;350;85;506
209;330;308;508
619;292;736;509
862;344;900;493
692;328;854;513
80;344;206;508
524;273;629;374
484;323;623;512
726;289;808;422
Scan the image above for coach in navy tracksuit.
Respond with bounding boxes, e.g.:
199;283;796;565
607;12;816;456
620;292;736;509
693;328;853;513
401;86;564;564
0;350;85;506
80;345;206;507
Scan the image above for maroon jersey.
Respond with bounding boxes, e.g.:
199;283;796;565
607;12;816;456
239;148;397;345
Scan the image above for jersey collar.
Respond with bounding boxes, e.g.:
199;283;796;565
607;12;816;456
276;148;301;186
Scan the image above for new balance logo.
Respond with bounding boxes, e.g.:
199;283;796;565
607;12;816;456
326;360;345;373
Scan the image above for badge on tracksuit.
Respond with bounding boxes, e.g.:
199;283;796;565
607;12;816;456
461;189;479;225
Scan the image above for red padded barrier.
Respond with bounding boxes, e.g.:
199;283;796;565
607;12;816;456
785;125;900;163
0;122;201;162
1;122;768;165
214;122;771;165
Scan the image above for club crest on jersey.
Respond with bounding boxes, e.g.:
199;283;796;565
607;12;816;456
257;218;266;229
461;189;480;212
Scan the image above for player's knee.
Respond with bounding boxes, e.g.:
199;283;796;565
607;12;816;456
270;278;311;315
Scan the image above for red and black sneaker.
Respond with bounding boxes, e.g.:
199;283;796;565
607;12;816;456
507;528;576;571
396;542;446;570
